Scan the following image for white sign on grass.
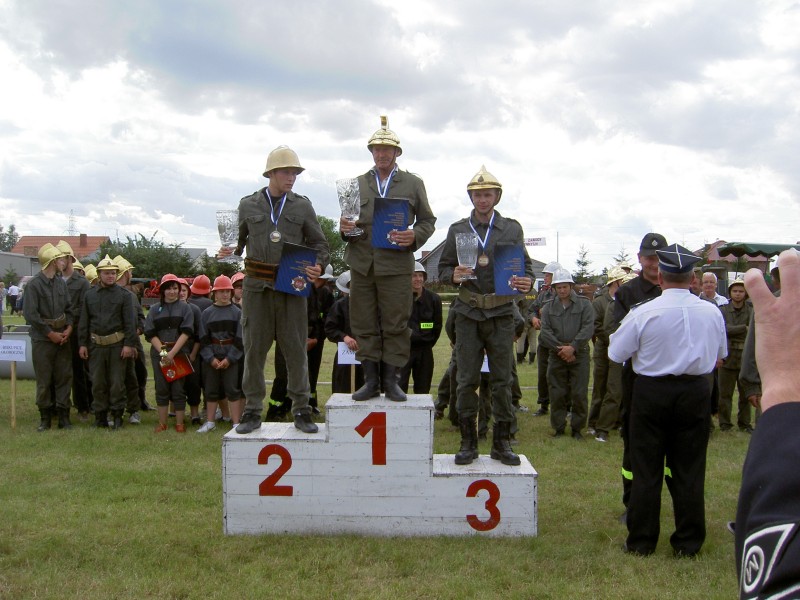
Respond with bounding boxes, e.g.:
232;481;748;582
337;342;361;365
0;339;26;362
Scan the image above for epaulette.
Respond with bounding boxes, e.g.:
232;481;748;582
629;296;657;312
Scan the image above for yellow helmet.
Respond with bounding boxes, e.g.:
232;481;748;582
467;165;502;200
97;254;119;272
112;255;134;281
38;243;65;269
56;240;76;262
263;145;304;177
84;264;98;284
73;260;85;271
606;266;627;286
367;115;402;156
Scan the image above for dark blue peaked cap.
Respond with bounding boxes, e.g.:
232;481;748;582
656;243;701;274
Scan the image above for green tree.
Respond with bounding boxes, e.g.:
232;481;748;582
3;266;20;286
0;223;20;252
97;233;194;280
613;245;631;267
320;215;347;274
573;244;593;284
193;254;241;280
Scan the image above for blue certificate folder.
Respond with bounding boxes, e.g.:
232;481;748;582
493;244;526;295
372;197;409;250
274;242;316;297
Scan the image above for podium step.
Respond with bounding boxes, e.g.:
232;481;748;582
223;394;537;536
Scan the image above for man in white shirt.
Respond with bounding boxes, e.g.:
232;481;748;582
609;244;727;558
699;272;729;306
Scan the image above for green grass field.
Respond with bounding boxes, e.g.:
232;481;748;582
0;310;748;599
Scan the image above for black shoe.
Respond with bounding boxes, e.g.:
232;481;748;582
739;426;754;434
381;362;407;402
111;413;124;431
140;399;154;411
294;413;319;434
490;421;521;466
551;430;564;438
622;542;654;557
572;431;584;441
235;412;262;434
37;409;52;432
57;409;73;430
533;407;548;417
94;412;109;428
455;416;478;465
673;548;698;559
311;406;321;415
352;361;380;401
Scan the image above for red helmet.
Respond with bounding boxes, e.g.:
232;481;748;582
160;273;180;286
190;274;211;295
212;275;234;292
231;272;245;286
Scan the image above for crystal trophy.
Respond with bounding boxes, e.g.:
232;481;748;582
216;210;239;263
336;178;364;237
455;232;479;280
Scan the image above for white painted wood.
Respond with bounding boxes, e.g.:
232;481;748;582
222;393;538;537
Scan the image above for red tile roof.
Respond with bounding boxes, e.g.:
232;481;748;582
10;235;110;261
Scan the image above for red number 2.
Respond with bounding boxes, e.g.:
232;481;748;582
466;479;501;531
258;444;293;496
355;412;387;465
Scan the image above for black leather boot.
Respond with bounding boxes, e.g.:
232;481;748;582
381;362;407;402
455;416;478;465
491;421;521;466
111;411;124;430
37;409;52;432
94;411;109;428
57;408;73;430
352;360;380;401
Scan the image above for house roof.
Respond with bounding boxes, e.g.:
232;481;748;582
10;235;111;261
695;240;770;263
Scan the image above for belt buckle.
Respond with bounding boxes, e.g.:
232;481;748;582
468;296;478;308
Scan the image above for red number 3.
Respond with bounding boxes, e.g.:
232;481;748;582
466;479;501;531
258;444;293;496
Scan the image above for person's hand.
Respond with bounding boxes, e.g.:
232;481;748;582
307;338;318;351
531;317;541;330
453;266;474;283
47;331;62;344
390;229;415;247
747;394;761;409
217;246;234;260
305;264;322;280
339;216;356;234
79;346;89;360
343;335;358;351
511;276;532;294
744;249;800;412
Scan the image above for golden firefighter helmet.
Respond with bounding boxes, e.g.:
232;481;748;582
367;115;402;156
466;165;502;200
263;145;305;177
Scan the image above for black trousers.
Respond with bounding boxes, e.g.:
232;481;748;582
626;374;711;555
398;344;435;394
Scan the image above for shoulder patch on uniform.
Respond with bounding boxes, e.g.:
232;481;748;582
740;522;797;598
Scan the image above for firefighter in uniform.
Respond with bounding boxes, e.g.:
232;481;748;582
339;116;436;402
539;268;595;439
527;261;561;416
610;244;726;557
438;165;533;466
223;145;329;435
23;244;74;431
78;255;137;430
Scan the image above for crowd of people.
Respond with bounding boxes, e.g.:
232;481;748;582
9;117;797;593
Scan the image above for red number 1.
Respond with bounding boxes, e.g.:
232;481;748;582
355;412;387;465
466;479;501;531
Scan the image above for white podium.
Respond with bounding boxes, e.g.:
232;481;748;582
222;394;537;536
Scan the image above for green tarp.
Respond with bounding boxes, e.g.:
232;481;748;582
716;242;800;259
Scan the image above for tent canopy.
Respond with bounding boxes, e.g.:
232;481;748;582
716;242;800;259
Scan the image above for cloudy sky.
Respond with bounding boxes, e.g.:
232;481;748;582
1;0;798;273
